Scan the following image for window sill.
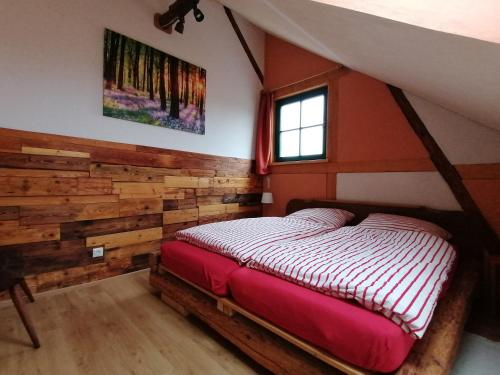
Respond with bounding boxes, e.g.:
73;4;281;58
271;158;329;166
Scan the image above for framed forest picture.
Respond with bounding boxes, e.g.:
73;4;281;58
103;29;206;134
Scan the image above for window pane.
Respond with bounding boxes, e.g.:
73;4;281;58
300;126;324;156
280;102;300;131
301;95;324;127
280;130;300;157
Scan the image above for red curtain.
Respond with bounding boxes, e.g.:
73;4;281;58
255;91;274;175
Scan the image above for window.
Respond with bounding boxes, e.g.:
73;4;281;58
274;86;327;162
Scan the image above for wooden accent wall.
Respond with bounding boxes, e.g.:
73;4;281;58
0;127;262;294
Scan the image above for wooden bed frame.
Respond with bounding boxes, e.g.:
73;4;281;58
149;199;479;374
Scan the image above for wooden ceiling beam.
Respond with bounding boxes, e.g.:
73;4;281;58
388;85;498;251
223;6;264;85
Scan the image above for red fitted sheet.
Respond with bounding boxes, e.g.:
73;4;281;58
229;268;415;373
161;241;240;296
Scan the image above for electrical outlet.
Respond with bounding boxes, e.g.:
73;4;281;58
92;247;104;258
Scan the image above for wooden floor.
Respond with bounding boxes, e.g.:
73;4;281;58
0;270;266;375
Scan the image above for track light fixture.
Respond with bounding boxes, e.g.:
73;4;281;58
154;0;205;35
174;17;185;34
193;5;204;22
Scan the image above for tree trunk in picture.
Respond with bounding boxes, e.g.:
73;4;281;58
127;40;133;83
198;69;206;114
148;48;155;100
183;62;190;107
169;56;180;119
159;53;167;111
142;47;148;92
104;31;119;89
133;42;141;89
103;30;111;87
110;33;120;89
117;35;126;90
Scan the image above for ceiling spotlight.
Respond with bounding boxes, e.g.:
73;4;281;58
174;17;185;34
193;5;204;22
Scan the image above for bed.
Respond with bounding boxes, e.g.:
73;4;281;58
150;199;479;374
161;209;354;296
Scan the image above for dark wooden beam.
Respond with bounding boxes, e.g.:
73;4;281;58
223;6;264;85
388;85;498;250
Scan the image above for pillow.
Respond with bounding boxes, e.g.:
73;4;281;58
357;213;451;240
286;208;355;229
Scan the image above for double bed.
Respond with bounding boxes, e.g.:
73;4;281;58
149;199;478;374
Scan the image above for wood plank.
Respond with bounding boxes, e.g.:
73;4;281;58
1;239;88;274
178;198;197;209
236;187;262;194
150;271;339;375
198;203;239;217
195;187;237;196
112;182;165;198
0;195;119;206
77;177;112;195
113;183;185;200
0;224;60;246
91;148;177;168
0;206;19;220
214;177;260;188
0;127;136;151
388;85;498;248
22;146;90;158
105;240;161;262
0;168;89;178
86;227;163;249
19;203;120;225
0;152;90;171
163;222;198;239
60;214;162;240
0;136;21;153
396;264;478;375
198;213;233;225
163;208;199;225
222;193;261;205
163;199;179;211
0;220;19;229
119;198;163;217
0;177;78;196
186;169;216;177
197;195;224;206
457;163;500;180
164;176;200;188
90;163;182;182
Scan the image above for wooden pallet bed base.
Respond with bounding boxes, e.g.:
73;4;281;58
149;253;478;375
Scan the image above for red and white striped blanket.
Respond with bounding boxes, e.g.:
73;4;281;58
247;226;456;338
176;217;339;264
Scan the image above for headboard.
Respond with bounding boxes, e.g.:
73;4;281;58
286;199;476;256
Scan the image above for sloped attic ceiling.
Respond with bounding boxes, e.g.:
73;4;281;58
218;0;500;132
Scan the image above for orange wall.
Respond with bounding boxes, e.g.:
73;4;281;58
264;34;500;237
337;72;428;162
264;34;340;91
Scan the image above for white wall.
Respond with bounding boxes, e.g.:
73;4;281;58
0;0;264;159
337;172;461;211
406;93;500;164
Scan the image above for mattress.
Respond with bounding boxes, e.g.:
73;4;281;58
229;267;415;373
161;241;240;296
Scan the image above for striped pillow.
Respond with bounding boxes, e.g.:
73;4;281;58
286;208;355;229
358;213;451;240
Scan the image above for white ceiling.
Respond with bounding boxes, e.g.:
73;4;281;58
218;0;500;132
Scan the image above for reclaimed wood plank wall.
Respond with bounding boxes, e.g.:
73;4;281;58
0;127;262;294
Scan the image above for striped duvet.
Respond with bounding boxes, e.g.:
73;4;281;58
247;226;456;338
176;217;339;264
